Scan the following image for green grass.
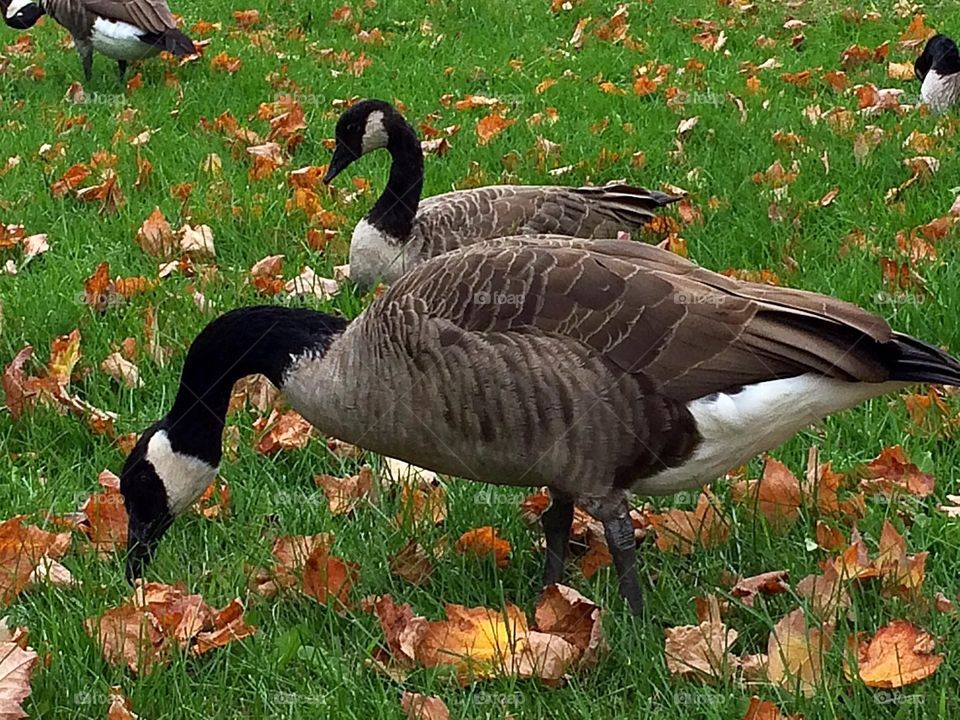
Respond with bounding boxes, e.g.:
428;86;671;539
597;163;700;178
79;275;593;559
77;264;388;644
2;0;960;717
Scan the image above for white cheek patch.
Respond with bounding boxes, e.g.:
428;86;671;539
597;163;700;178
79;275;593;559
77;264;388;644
6;0;34;19
360;110;388;154
146;430;219;515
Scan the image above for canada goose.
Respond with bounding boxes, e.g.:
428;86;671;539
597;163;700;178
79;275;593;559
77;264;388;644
4;0;195;80
119;237;960;614
915;34;960;113
322;99;680;290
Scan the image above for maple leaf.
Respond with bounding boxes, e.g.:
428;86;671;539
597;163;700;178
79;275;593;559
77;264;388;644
229;373;279;414
534;584;605;666
2;346;36;421
455;527;511;568
232;9;259;28
100;352;142;389
730;457;802;528
850;620;943;688
647;490;729;554
898;14;936;50
766;608;833;696
75;171;125;212
476;112;515;146
400;692;449;720
859;446;934;497
742;697;791;720
253;409;312;454
664;616;739;681
106;687;139;720
0;637;38;720
314;466;374;515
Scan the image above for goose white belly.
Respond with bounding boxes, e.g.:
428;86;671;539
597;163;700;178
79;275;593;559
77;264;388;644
91;18;159;61
921;70;960;113
349;218;423;288
634;374;905;496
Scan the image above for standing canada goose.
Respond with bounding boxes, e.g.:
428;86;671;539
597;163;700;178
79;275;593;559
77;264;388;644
119;237;960;614
914;34;960;113
322;99;680;290
4;0;195;80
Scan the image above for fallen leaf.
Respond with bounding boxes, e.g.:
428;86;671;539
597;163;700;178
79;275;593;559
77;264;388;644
853;620;943;688
731;457;802;528
135;208;178;259
253;409;312;454
766;608;833;696
455;526;510;568
302;547;358;609
0;516;72;604
860;446;934;497
389;541;433;586
314;466;374;515
106;686;139;720
400;692;449;720
731;571;790;606
476;112;515;145
647;490;729;554
0;638;37;719
100;353;142;389
664;616;739;681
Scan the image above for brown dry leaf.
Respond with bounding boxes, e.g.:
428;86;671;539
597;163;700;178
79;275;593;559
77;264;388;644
50;163;91;198
178;224;215;260
302;547;358;609
796;565;851;620
247;142;285;179
395;479;447;528
815;521;845;551
314;467;374;515
731;457;802;528
534;584;604;666
389;541;433;585
830;528;880;581
191;481;230;519
191;599;256;655
664;617;739;681
455;526;510;568
248;533;333;597
898;14;936;50
106;686;139;720
742;697;787;720
852;620;943;688
400;692;449;720
229;373;278;414
135;207;178;259
210;51;241;73
887;62;916;80
100;353;142;389
766;608;833;696
647;490;729;554
86;602;166;674
2;346;35;421
253;409;312;454
415;603;528;675
77;470;129;554
75;172;125;212
476;112;515;145
0;516;72;604
859;446;934;498
874;520;926;596
730;571;790;607
0;637;38;719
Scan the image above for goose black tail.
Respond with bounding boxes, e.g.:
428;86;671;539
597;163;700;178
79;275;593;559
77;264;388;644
161;28;196;56
891;333;960;386
576;183;682;228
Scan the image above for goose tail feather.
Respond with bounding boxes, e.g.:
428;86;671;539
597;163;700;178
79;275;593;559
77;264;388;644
891;333;960;386
161;29;196;56
575;183;681;227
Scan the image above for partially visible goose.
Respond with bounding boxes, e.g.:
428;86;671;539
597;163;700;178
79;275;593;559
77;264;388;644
118;237;960;614
322;99;679;289
915;34;960;112
4;0;195;80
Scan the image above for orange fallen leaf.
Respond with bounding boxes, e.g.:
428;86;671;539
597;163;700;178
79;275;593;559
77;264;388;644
248;533;333;597
210;51;241;73
796;565;851;620
106;686;139;720
731;457;802;528
852;620;943;688
2;346;35;421
191;598;256;655
742;697;788;720
400;692;449;720
475;112;515;146
647;490;729;554
766;608;833;696
77;470;129;554
664;616;739;681
860;446;934;497
302;547;358;609
730;571;790;606
455;526;510;568
534;584;604;666
0;516;72;604
50;163;91;198
253;409;312;454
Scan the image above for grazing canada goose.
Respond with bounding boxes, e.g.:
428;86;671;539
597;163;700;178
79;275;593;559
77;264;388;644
322;99;679;289
119;237;960;614
4;0;195;80
915;34;960;112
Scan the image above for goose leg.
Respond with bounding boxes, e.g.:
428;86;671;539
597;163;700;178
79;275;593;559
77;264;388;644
602;513;644;616
541;492;574;587
117;60;128;81
76;41;93;81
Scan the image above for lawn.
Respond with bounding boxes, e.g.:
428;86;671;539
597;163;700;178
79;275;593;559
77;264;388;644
1;0;960;717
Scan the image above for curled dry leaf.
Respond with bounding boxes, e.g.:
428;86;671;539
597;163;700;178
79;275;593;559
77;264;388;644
766;608;833;696
253;409;312;454
314;466;374;515
664;616;739;682
850;620;943;688
107;686;139;720
731;457;801;528
284;266;340;301
455;526;511;568
0;636;38;720
100;352;142;389
730;571;790;606
135;207;178;259
0;516;72;603
796;565;851;620
248;533;333;597
400;692;449;720
389;540;433;585
647;490;729;555
229;373;278;414
77;469;128;554
534;584;604;667
859;445;934;497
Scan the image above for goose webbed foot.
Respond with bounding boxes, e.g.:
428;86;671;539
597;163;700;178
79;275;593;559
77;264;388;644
540;493;574;588
602;513;644;616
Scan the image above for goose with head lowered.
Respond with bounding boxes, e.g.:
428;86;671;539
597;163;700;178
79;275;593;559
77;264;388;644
119;237;960;614
914;34;960;113
322;99;680;290
4;0;195;80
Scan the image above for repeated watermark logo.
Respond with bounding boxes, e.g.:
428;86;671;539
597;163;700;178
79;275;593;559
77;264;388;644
474;290;525;306
472;690;522;707
872;290;924;306
673;291;726;306
273;691;325;707
686;90;725;106
873;690;925;706
472;486;521;507
75;290;126;309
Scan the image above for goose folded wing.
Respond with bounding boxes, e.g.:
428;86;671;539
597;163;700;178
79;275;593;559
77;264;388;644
389;238;897;403
80;0;176;32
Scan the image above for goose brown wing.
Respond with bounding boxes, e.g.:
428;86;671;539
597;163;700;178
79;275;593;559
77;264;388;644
79;0;176;32
380;237;896;403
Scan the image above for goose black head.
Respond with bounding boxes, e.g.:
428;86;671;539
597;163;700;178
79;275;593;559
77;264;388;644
120;422;218;582
4;0;44;29
323;99;405;183
915;34;960;81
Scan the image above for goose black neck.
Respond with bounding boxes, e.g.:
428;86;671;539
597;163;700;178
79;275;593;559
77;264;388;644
366;119;423;241
164;306;348;465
